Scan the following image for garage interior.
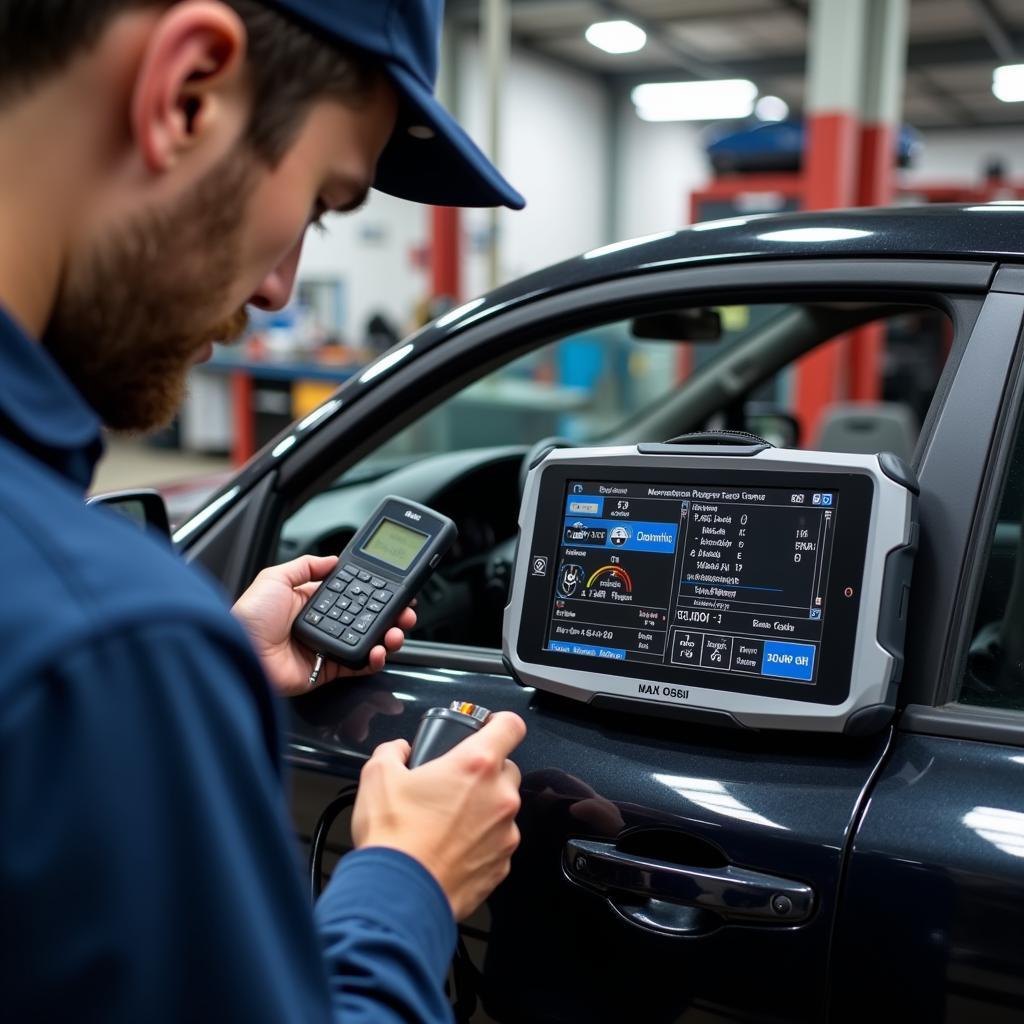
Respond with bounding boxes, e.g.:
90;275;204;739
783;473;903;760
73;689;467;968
91;0;1024;523
9;3;1024;1021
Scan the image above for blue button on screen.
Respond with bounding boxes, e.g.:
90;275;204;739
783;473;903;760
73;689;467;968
549;641;626;661
761;641;815;681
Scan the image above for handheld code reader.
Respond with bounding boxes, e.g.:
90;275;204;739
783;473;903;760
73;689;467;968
293;495;457;675
503;440;919;735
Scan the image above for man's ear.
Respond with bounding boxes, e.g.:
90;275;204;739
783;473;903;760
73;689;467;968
131;1;248;173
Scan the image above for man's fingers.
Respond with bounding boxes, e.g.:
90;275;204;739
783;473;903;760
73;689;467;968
331;643;391;679
264;554;338;589
457;711;527;763
368;737;412;766
395;607;417;632
364;646;388;673
382;627;406;653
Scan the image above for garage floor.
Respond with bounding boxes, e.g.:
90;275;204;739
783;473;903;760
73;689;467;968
90;437;231;494
89;437;233;528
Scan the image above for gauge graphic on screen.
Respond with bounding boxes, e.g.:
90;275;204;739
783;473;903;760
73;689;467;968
557;563;584;598
609;525;632;546
586;564;633;595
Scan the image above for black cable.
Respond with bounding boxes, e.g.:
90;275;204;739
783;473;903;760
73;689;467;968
309;789;358;902
451;936;483;1023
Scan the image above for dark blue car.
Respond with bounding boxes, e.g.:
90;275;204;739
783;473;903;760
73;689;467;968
173;204;1024;1022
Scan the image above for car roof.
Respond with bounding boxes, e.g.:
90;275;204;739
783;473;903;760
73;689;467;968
527;202;1021;292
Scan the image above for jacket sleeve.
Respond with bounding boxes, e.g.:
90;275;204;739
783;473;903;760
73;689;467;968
0;620;453;1024
315;847;457;1024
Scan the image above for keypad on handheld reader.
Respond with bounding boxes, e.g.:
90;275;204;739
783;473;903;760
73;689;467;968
310;572;400;641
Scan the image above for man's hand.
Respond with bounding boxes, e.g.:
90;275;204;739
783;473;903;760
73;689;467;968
232;555;417;697
351;712;527;921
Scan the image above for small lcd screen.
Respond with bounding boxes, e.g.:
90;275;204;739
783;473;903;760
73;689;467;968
546;480;839;685
361;518;428;571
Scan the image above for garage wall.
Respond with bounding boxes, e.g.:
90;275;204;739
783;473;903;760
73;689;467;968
906;127;1024;184
617;96;713;238
456;39;611;295
295;40;610;336
298;192;428;344
294;68;1024;347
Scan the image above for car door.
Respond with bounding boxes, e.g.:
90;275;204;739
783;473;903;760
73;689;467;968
182;255;995;1023
829;270;1024;1022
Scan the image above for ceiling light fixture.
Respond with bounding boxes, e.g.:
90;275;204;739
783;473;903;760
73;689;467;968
755;95;789;121
585;19;647;54
994;64;1024;102
632;80;758;122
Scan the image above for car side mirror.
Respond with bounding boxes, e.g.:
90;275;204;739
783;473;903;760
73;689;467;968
88;489;172;540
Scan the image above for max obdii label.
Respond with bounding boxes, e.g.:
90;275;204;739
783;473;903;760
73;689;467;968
637;682;689;701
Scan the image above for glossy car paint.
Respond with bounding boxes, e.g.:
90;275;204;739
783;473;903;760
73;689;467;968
288;669;890;1022
829;735;1024;1020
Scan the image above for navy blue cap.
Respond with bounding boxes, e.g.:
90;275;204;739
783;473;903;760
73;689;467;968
264;0;525;210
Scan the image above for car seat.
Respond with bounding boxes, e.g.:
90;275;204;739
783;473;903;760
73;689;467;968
815;402;919;461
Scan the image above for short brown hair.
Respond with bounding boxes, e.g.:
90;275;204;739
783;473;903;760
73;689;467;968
0;0;379;162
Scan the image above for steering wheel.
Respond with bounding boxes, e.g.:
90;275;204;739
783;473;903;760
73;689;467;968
519;436;576;496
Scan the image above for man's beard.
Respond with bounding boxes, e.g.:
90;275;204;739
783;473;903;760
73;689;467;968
44;151;259;433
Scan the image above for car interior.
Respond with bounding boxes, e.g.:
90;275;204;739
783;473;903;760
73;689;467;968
964;412;1024;711
274;299;952;652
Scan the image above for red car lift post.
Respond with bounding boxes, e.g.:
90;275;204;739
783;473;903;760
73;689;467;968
431;206;461;302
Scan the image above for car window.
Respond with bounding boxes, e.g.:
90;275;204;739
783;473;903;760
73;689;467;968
960;413;1024;711
277;301;950;650
344;307;785;479
340;304;949;480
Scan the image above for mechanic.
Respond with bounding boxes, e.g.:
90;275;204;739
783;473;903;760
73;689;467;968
0;2;527;1021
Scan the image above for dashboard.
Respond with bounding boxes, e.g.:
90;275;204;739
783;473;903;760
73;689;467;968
278;446;526;646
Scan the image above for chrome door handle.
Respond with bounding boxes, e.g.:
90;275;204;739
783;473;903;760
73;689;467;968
565;838;814;933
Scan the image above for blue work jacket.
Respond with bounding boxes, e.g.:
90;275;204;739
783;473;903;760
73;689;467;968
0;306;456;1022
